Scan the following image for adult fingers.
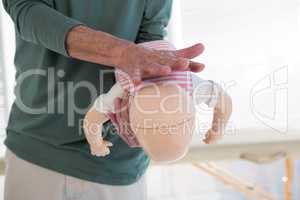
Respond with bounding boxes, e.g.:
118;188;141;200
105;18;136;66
189;61;205;72
176;43;205;59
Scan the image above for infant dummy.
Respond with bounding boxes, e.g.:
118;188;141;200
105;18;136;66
84;40;232;162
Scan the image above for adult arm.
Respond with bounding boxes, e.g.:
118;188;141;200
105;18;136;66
66;25;205;84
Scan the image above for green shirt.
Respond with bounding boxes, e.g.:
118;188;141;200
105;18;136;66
3;0;172;185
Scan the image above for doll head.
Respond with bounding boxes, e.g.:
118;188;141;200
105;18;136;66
129;82;195;162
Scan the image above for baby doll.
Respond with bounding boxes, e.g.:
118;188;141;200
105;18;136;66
84;40;232;162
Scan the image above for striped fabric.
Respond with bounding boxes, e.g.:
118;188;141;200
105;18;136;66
110;40;193;147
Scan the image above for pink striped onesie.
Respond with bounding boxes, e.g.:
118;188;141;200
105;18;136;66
93;40;220;147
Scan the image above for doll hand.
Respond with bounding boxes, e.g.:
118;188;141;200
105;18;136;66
203;129;223;144
90;140;113;157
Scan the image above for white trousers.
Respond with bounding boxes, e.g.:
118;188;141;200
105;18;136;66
4;150;147;200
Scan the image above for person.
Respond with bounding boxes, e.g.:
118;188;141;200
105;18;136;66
84;40;232;162
2;0;206;199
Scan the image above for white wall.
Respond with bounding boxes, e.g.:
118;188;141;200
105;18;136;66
0;4;15;155
0;3;15;110
180;0;300;134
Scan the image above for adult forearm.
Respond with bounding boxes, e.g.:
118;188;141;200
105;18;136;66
66;25;133;67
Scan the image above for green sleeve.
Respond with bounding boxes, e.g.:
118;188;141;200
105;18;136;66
136;0;172;43
2;0;83;57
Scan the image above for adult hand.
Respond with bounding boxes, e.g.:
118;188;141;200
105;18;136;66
117;43;205;85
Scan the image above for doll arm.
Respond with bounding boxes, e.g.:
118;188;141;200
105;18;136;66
203;87;232;144
191;74;232;144
84;83;124;156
